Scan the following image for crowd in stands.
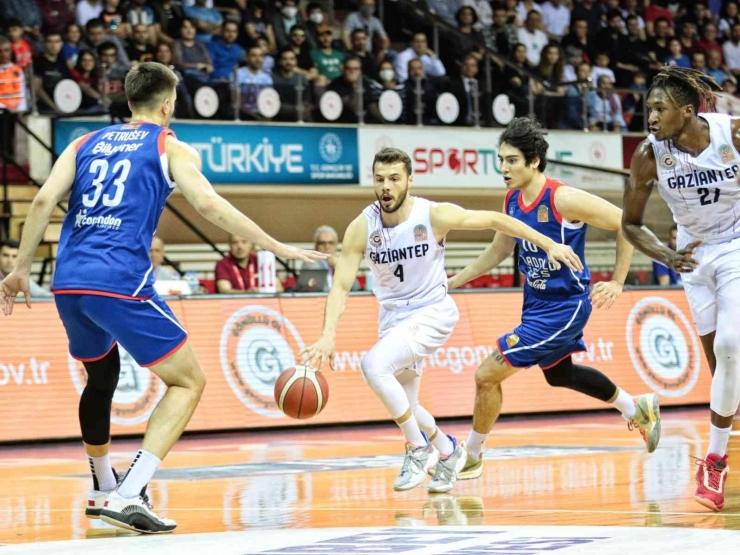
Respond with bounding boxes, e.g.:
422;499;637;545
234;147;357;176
2;0;740;128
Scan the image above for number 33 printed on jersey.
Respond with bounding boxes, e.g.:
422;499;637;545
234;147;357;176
84;159;130;208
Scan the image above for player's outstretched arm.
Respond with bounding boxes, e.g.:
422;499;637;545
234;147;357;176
448;198;515;289
430;202;583;273
167;138;327;264
554;186;633;309
623;140;699;272
302;215;367;372
0;139;79;315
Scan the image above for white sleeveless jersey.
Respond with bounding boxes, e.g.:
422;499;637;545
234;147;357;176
363;196;447;306
648;112;740;244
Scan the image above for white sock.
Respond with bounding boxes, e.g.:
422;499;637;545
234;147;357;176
117;450;161;499
708;423;732;457
430;428;454;457
88;454;117;491
398;417;426;446
466;430;488;460
611;388;636;420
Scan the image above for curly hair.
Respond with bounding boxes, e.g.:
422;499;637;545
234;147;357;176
649;66;722;112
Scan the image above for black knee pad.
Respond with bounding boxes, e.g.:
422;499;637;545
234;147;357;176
541;356;617;402
542;357;573;388
79;346;121;445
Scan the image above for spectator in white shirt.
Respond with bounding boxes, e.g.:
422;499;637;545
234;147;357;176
542;0;571;40
591;52;616;84
723;23;740;77
517;10;549;65
462;0;493;28
393;33;446;83
76;0;103;26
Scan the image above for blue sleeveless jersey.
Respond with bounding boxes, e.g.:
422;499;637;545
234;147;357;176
53;122;176;298
505;179;590;300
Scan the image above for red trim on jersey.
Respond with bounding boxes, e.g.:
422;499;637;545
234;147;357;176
158;128;176;156
546;179;565;224
75;132;94;152
517;182;549;213
72;341;118;362
143;336;188;368
503;188;515;211
53;289;151;300
541;352;574;370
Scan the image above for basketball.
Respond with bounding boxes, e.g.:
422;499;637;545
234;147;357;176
274;365;329;419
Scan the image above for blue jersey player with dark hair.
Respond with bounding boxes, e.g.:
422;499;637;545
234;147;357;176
0;62;326;534
448;117;662;484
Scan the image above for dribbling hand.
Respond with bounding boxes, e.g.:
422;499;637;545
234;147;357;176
545;243;584;273
666;240;701;273
301;335;336;372
0;271;32;316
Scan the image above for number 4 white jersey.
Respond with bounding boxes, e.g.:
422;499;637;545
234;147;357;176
649;112;740;245
363;197;448;307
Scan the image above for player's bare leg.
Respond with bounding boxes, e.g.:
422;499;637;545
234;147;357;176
459;350;519;480
100;341;206;533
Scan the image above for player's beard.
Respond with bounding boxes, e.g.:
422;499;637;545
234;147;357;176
376;187;408;213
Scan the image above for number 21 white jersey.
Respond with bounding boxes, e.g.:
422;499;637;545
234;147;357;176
648;112;740;245
363;197;447;306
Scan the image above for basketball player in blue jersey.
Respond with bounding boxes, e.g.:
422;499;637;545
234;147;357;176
624;67;739;511
0;63;326;534
449;118;662;483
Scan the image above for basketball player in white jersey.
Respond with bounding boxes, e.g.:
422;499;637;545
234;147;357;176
303;148;582;493
624;66;737;511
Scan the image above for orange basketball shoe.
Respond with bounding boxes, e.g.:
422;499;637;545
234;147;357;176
695;453;729;511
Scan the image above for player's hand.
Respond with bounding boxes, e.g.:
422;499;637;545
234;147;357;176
666;240;701;272
545;243;583;272
590;279;622;309
301;335;336;372
271;243;330;263
0;271;32;316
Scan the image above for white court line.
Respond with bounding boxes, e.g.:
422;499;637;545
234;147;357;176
0;507;736;517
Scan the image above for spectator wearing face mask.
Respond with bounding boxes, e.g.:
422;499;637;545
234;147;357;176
272;0;304;50
368;60;406;123
304;2;326;50
342;0;389;52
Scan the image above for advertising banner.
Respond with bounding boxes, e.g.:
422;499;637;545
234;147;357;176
0;290;710;442
358;128;623;187
54;120;359;185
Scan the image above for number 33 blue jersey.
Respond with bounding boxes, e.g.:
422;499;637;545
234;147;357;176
53;123;176;299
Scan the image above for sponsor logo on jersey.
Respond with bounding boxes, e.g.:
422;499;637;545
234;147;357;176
659;152;677;170
414;224;427;242
220;305;304;417
537;205;549;223
626;296;700;397
68;346;165;425
506;334;520;348
74;209;122;230
720;144;735;163
369;231;382;247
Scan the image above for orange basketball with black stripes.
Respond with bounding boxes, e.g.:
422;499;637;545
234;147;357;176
274;366;329;419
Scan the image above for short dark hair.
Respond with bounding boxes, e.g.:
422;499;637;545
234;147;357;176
278;45;296;60
655;16;670;26
223;20;239;31
7;19;22;29
499;117;549;172
86;18;105;31
124;61;179;110
97;41;117;55
351;28;367;39
456;5;479;25
0;240;19;250
307;2;322;11
45;31;63;41
247;44;263;55
372;147;412;177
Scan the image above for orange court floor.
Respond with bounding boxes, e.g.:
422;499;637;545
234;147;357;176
1;407;739;554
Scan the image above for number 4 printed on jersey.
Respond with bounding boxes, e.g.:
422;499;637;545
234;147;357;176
83;159;130;208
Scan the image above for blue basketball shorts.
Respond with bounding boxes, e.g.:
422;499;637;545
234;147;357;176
55;293;188;367
497;294;592;369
